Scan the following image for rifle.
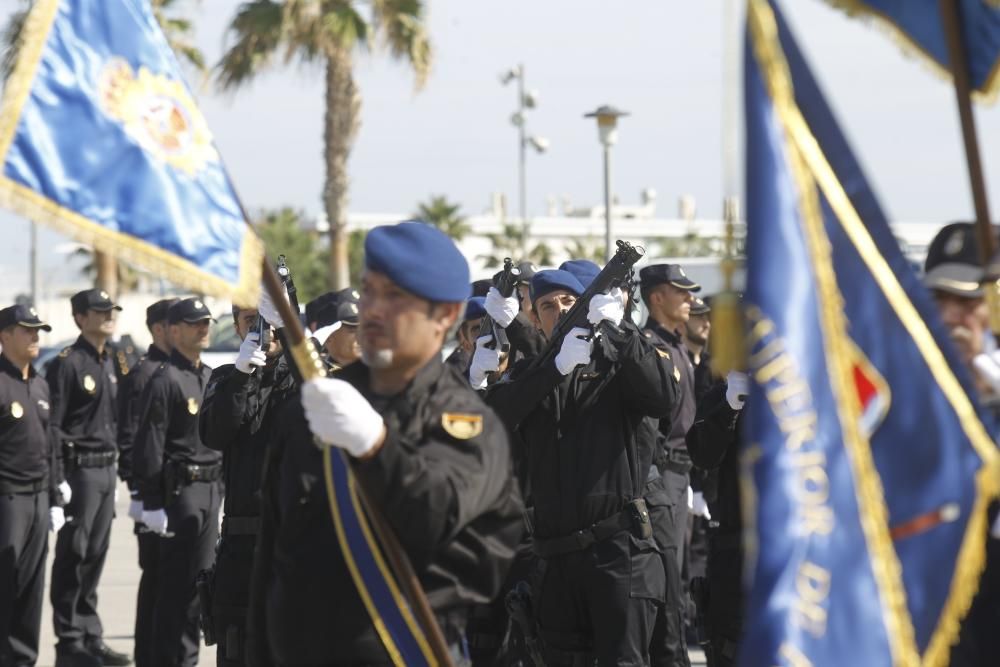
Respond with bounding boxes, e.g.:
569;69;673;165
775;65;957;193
276;254;299;315
528;240;644;373
479;257;520;358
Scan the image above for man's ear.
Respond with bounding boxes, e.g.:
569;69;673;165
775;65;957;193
433;302;462;332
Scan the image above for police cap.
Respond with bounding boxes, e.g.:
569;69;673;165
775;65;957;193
168;298;214;324
71;288;122;314
315;288;360;329
0;304;51;332
364;221;471;303
146;298;180;326
690;296;711;316
924;222;985;297
515;261;538;285
639;264;701;292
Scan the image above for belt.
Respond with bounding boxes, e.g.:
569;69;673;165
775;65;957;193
73;450;117;468
222;516;260;537
534;507;639;558
661;446;692;475
0;478;45;495
179;462;222;483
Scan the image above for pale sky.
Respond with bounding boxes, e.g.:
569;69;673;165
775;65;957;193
4;0;1000;297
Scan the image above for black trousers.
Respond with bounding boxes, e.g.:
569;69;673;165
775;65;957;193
51;464;115;649
213;534;257;667
153;480;221;667
647;469;690;667
535;530;664;667
134;527;160;667
951;535;1000;667
0;490;48;666
705;546;743;667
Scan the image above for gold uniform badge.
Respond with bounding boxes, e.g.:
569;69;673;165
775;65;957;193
83;375;96;393
187;398;199;415
10;401;23;419
441;413;483;440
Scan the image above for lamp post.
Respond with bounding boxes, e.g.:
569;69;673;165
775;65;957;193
501;65;549;223
584;105;629;260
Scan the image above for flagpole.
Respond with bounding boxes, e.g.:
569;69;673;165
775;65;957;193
256;243;456;666
938;0;1000;334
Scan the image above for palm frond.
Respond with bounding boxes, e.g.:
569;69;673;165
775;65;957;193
215;0;285;90
371;0;431;88
1;7;29;83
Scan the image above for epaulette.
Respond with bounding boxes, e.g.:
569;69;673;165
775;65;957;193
58;346;71;358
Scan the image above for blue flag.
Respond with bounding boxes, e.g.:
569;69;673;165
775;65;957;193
743;1;1000;665
0;0;262;303
822;0;1000;99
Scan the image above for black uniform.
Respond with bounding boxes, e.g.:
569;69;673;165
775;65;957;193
117;344;170;667
199;357;294;666
0;352;61;665
46;336;119;654
488;322;676;666
250;356;523;665
686;382;743;667
133;350;220;667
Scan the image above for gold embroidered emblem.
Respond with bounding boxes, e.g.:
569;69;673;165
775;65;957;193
441;413;483;440
98;58;220;176
58;347;71;358
99;291;109;299
37;400;49;411
187;397;199;415
656;348;670;359
674;367;681;382
83;375;96;393
10;401;23;419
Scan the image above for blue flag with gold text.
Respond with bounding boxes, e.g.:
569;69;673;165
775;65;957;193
743;1;1000;665
0;0;262;303
822;0;1000;99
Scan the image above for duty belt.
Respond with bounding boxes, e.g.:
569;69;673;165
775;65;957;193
221;516;260;537
661;446;692;475
178;462;222;483
0;477;45;495
533;499;652;558
73;450;117;468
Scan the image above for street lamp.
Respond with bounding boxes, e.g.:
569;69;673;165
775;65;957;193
501;64;549;223
584;105;629;260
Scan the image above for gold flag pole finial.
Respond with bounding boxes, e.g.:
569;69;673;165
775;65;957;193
710;196;745;377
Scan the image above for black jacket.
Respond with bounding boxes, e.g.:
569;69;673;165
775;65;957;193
116;345;170;488
686;381;743;535
0;353;61;500
642;320;696;452
199;356;295;518
254;355;523;664
132;350;215;510
488;321;677;539
45;336;118;454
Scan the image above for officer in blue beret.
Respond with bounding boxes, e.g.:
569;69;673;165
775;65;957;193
559;259;601;289
444;296;487;374
252;221;523;664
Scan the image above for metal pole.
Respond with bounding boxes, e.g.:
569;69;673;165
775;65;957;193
603;144;613;261
938;0;1000;332
517;64;527;224
29;222;38;306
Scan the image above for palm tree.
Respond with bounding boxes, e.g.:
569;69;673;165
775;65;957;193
1;0;207;297
656;231;719;258
413;195;469;241
217;0;432;290
253;207;328;302
563;237;605;264
479;221;552;269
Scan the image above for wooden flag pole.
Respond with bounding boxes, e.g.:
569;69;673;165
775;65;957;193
938;0;1000;334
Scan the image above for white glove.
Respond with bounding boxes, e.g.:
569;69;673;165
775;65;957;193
726;371;750;410
691;491;712;520
587;288;626;326
301;378;386;457
114;486;119;503
58;480;72;505
312;321;342;346
235;332;268;374
973;350;1000;395
128;498;144;523
50;506;65;533
257;286;288;329
469;335;502;389
554;327;594;375
484;287;519;328
142;509;169;536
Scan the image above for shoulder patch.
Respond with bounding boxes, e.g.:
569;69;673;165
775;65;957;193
59;346;71;358
441;413;483;440
643;331;652;338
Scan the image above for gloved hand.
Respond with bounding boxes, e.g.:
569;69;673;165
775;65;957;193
469;335;502;389
235;332;268;374
302;378;386;457
973;350;1000;396
58;480;72;505
142;509;169;536
484;287;519;328
554;327;594;375
50;506;65;533
114;486;119;504
128;496;144;523
587;288;626;326
257;286;287;330
726;371;750;410
691;491;712;520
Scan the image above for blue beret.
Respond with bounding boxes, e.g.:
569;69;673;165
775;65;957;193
364;221;471;302
530;269;585;303
464;296;487;322
559;259;601;289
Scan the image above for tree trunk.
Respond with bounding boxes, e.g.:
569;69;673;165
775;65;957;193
94;250;118;299
324;47;361;290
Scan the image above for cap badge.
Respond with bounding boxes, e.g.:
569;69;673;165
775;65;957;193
441;413;483;440
29;307;37;316
99;291;109;299
37;399;49;411
945;230;966;257
194;300;204;310
83;375;96;393
351;290;359;299
10;401;23;419
677;267;687;277
349;304;358;314
187;397;199;415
